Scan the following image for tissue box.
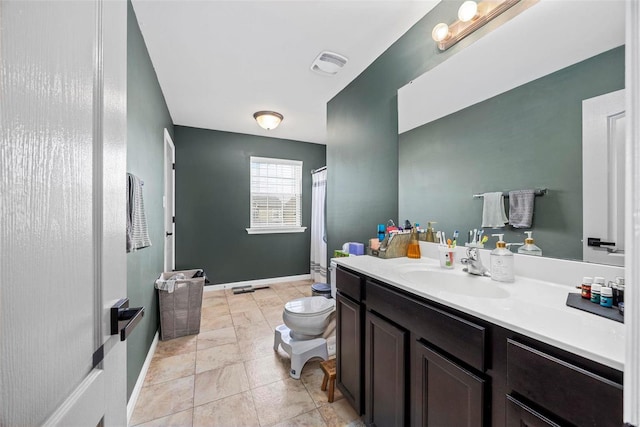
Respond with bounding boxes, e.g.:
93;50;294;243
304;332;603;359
348;242;365;256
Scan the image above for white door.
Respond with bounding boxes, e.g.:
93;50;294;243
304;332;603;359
164;129;176;272
583;89;626;266
0;1;128;425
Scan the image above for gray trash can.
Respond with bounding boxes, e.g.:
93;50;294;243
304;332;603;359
156;269;205;341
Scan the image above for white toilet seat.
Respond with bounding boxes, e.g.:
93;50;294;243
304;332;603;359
284;296;334;317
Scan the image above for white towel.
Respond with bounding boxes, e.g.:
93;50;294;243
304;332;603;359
155;273;186;294
509;189;536;228
127;173;152;252
482;192;508;228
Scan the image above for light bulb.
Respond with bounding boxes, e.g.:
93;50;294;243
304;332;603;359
458;1;478;22
431;23;450;42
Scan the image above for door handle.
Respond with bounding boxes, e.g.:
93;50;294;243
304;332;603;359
166;232;173;237
587;237;616;247
111;298;144;341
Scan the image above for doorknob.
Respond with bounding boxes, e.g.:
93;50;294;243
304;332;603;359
111;298;144;341
587;237;616;247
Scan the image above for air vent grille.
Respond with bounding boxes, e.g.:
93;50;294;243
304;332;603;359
310;51;348;76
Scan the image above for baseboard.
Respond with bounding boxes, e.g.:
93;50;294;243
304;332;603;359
203;273;312;293
127;331;159;425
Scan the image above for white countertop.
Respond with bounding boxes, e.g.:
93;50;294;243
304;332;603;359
333;254;625;371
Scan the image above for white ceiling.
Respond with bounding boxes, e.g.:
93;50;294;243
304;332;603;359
131;0;440;145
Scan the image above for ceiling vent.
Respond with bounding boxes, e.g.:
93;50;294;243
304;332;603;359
310;51;348;76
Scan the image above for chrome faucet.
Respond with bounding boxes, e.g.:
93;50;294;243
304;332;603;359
460;247;489;276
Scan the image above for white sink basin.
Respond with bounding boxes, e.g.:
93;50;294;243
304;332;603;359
399;268;510;299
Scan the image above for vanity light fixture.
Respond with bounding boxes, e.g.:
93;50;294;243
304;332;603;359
253;111;283;130
432;0;521;51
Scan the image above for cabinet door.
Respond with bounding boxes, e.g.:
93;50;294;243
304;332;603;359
412;340;484;427
336;292;363;414
365;311;406;427
505;395;561;427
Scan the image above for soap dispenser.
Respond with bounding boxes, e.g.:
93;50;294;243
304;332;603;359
490;234;514;283
407;224;421;259
518;231;542;256
426;221;437;243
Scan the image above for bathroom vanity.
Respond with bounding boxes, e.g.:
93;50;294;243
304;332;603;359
334;255;624;427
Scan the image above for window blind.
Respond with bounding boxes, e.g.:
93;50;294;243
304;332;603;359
249;157;303;233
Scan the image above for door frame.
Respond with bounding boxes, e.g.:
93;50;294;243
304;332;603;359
164;128;176;272
625;1;640;423
582;89;625;266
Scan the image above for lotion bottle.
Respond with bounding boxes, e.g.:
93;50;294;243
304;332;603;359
425;221;437;243
490;234;514;283
518;231;542;256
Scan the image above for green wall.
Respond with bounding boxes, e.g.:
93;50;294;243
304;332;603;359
174;126;326;285
399;47;624;260
126;1;174;400
326;1;513;262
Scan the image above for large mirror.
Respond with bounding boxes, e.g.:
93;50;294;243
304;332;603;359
397;0;626;265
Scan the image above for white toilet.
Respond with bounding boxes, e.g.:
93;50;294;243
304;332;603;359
274;295;336;379
282;296;335;339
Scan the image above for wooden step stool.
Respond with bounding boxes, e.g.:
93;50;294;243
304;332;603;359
320;358;336;403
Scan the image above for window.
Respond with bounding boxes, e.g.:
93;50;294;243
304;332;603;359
246;156;306;234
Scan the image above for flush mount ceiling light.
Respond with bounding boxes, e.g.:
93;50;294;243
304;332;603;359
253;111;283;130
432;0;525;51
310;51;348;76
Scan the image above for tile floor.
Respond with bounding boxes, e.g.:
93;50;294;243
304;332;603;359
130;280;363;427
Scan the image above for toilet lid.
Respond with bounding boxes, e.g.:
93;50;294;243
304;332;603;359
284;296;335;316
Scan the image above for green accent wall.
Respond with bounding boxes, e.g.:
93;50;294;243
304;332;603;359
174;126;326;284
326;1;506;264
126;1;174;400
399;47;624;260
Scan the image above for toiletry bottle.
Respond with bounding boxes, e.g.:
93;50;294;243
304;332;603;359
613;277;624;308
490;234;514;283
590;283;602;304
517;231;542;256
600;286;613;308
426;221;437;243
581;277;593;299
377;224;385;242
407;224;421;259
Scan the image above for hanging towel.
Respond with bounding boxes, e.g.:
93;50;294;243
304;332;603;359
126;173;152;252
481;192;508;228
509;189;536;228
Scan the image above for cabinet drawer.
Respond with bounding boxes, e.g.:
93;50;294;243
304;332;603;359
507;339;623;427
367;281;485;372
336;267;363;302
505;395;560;427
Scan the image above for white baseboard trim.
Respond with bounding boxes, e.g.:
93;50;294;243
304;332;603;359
203;274;312;293
127;331;159;425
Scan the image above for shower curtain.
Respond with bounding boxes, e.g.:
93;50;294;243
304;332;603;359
310;168;327;283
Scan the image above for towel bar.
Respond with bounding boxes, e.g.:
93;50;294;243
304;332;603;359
472;188;547;199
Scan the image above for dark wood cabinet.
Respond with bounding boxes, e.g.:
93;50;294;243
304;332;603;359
336;292;363;414
336;267;365;414
412;339;485;427
365;311;407;427
334;266;623;427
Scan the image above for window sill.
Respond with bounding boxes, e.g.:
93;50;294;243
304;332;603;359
246;227;307;235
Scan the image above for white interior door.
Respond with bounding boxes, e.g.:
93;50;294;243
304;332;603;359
164;129;176;272
0;1;128;425
583;89;626;266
